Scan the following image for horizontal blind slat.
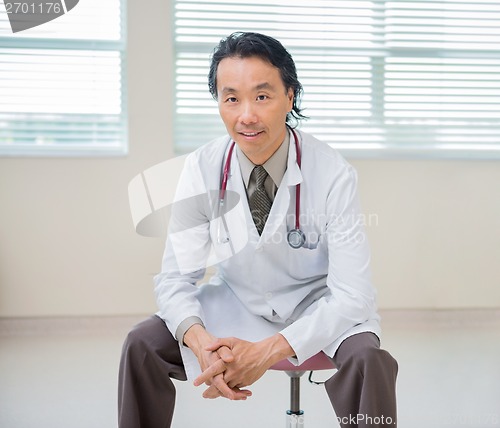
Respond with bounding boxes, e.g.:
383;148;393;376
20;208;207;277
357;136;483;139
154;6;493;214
0;0;127;156
174;1;500;157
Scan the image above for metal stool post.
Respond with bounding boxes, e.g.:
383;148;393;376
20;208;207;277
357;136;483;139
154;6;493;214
286;371;305;428
270;352;335;428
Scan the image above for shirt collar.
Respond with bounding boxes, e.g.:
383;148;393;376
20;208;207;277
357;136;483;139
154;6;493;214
236;131;290;189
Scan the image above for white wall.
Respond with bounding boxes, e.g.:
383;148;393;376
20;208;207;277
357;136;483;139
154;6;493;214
0;0;171;317
353;158;500;309
0;1;499;318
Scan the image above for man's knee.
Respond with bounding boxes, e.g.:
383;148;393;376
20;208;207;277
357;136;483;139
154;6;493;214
335;333;398;375
122;319;152;357
122;316;169;356
356;345;398;375
122;316;186;378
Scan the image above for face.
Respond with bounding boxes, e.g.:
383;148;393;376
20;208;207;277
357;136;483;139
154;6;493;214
216;56;294;165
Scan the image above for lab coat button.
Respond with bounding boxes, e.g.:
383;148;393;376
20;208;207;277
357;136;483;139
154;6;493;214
264;292;273;300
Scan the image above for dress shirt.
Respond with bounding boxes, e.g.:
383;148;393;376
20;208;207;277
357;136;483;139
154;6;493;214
236;131;289;201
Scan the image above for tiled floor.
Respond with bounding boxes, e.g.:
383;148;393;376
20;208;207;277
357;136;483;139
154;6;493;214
1;310;499;428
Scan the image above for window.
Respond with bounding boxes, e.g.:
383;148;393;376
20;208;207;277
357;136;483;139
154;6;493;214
0;0;127;157
174;0;500;159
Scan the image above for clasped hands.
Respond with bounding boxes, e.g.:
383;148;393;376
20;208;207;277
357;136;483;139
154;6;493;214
193;336;270;400
184;323;294;401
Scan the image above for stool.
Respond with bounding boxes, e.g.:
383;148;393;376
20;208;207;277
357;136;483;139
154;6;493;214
270;352;336;428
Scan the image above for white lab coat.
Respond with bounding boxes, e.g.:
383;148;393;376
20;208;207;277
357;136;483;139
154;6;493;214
154;129;381;380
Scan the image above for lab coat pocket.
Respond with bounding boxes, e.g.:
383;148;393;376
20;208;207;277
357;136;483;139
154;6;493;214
287;244;328;280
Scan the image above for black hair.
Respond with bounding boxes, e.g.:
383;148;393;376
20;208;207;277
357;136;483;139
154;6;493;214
208;32;307;126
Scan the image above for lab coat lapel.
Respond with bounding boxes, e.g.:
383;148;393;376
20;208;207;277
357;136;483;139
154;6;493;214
261;129;303;244
225;148;261;245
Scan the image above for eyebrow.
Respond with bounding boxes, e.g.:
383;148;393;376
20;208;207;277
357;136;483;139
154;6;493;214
220;82;276;95
255;82;275;91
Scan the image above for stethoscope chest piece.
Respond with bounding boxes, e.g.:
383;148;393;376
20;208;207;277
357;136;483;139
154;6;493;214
287;228;306;249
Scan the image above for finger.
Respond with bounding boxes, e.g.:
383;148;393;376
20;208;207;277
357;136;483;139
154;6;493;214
202;385;222;399
217;373;252;400
223;368;249;389
227;378;253;392
204;340;223;352
204;337;234;352
203;383;252;401
212;373;253;401
230;387;252;400
228;380;250;389
216;346;234;363
193;359;226;387
211;374;236;400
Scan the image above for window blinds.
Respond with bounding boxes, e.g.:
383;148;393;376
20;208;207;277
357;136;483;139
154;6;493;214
0;0;126;156
174;0;500;158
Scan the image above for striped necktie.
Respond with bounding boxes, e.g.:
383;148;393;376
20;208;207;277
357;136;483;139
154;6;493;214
249;165;272;235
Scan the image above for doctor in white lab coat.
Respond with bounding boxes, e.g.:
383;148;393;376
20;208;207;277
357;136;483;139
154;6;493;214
118;32;398;428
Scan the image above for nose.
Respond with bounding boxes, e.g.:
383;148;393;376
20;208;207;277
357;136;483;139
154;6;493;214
239;102;258;125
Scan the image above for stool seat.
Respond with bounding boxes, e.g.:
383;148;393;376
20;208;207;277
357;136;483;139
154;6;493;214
270;351;335;371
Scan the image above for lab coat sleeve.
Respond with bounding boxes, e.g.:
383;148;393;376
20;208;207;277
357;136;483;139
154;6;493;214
279;165;377;364
153;152;213;339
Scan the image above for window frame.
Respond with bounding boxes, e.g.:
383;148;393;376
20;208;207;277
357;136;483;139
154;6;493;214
0;0;128;158
172;0;500;160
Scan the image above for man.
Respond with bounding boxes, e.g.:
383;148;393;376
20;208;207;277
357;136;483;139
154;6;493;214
119;32;398;427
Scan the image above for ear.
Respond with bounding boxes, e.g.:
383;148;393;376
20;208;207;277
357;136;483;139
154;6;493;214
287;88;294;111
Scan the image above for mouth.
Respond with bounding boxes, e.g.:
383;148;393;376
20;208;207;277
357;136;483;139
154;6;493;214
238;131;264;138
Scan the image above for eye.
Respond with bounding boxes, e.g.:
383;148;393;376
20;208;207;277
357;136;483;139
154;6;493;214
226;97;237;103
256;95;268;101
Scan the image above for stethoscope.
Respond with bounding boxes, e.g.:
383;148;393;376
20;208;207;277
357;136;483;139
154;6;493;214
217;127;306;249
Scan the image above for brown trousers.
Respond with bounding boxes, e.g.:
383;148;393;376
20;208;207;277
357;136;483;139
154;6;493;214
118;316;398;428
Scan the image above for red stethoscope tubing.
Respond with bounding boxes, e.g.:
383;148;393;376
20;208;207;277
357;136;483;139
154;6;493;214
219;140;236;204
293;129;301;230
219;128;301;230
